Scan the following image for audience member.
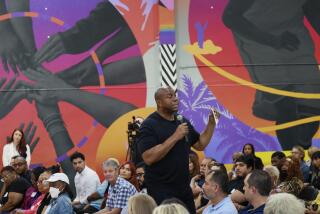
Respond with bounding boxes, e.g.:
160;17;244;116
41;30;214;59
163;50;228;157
263;165;280;192
21;166;45;209
136;162;147;193
264;193;305;214
127;193;157;214
189;152;200;178
12;156;32;184
83;159;113;214
279;157;303;182
271;151;286;170
14;170;52;214
45;172;73;214
228;155;254;206
0;166;31;212
96;159;136;214
119;161;140;191
202;170;237;214
2;129;31;167
242;144;264;169
278;177;304;197
70;152;100;212
229;152;244;180
239;170;271;214
292;145;309;181
152;203;190;214
310;151;320;190
308;146;320;167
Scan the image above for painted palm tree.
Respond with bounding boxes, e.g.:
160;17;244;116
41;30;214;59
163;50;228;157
178;74;281;163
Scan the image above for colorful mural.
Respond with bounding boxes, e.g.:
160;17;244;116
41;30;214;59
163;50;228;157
0;0;319;184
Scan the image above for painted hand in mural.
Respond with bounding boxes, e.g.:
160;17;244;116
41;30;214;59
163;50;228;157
18;122;40;153
33;34;65;65
23;67;72;104
109;0;129;15
0;30;28;73
0;77;31;119
140;0;158;30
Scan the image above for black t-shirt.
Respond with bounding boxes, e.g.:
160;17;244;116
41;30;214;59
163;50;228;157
228;177;245;194
1;177;31;209
137;112;200;190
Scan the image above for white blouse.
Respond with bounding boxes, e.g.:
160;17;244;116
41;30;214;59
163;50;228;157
2;143;31;166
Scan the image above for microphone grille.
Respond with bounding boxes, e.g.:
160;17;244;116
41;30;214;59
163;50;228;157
176;114;183;122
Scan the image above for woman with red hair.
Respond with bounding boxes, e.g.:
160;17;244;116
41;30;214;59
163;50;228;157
2;129;31;167
119;161;140;191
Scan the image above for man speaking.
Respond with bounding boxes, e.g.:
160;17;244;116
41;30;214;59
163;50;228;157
137;87;219;213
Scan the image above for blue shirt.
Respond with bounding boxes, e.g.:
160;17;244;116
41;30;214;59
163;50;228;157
90;180;109;210
202;196;238;214
47;193;73;214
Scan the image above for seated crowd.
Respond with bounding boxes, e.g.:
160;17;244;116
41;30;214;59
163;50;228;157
0;144;319;214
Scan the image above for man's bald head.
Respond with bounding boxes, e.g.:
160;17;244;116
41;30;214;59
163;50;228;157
154;87;178;113
155;87;171;101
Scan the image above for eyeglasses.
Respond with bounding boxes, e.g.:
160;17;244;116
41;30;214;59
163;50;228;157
37;180;49;185
12;162;26;167
136;173;144;177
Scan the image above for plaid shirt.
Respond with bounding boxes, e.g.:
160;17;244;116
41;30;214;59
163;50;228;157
106;177;137;209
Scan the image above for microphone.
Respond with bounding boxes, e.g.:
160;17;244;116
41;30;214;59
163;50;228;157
176;114;189;143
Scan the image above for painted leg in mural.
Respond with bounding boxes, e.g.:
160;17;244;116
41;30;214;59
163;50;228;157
34;1;130;64
24;67;136;127
0;1;32;73
35;102;76;192
223;0;320;149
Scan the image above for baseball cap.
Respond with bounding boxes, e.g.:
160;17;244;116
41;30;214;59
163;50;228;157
46;173;69;184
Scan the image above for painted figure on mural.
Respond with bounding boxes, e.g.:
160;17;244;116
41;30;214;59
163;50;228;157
223;0;320;149
0;0;162;187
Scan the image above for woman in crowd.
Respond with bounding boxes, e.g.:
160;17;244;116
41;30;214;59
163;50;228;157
21;166;46;210
189;152;200;178
14;169;53;214
279;157;303;182
242;143;264;169
2;129;31;166
127;193;157;214
119;161;140;191
45;172;73;214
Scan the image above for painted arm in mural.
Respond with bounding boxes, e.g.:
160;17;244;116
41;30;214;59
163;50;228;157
24;67;136;127
0;1;33;73
303;0;320;35
222;0;300;51
34;1;130;64
6;0;37;55
55;27;144;87
35;101;76;191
